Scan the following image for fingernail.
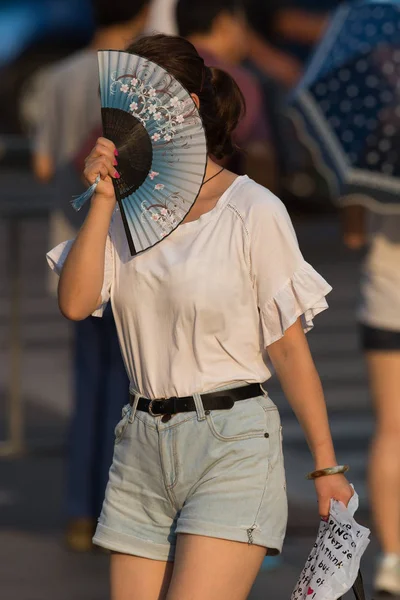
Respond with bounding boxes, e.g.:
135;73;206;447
113;158;118;166
114;171;120;179
114;148;119;156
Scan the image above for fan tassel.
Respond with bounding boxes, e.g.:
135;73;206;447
71;175;100;211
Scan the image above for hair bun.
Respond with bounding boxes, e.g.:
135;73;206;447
125;35;246;159
207;67;245;158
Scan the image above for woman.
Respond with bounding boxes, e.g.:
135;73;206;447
47;34;353;600
343;205;400;597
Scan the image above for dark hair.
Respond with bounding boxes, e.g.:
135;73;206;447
176;0;242;38
126;34;245;158
92;0;148;28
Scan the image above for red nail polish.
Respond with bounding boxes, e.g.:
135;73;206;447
114;171;120;179
114;148;119;156
113;158;118;166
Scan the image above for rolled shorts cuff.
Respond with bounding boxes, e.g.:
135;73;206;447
93;523;175;562
176;517;284;555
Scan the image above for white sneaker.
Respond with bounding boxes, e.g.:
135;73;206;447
375;554;400;596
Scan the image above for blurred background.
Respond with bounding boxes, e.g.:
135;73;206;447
0;0;397;598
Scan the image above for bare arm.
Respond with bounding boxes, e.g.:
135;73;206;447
268;318;353;515
248;31;303;88
57;137;119;320
341;205;367;250
31;69;57;183
33;152;54;182
268;318;336;466
274;9;329;45
58;199;114;320
244;142;278;194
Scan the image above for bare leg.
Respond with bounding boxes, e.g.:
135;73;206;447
166;534;266;600
367;352;400;554
110;553;174;600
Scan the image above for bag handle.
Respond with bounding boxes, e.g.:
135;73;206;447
339;571;365;600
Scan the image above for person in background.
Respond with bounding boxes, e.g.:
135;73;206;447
343;206;400;597
175;0;277;192
244;0;343;202
246;0;342;71
146;0;306;89
31;0;149;552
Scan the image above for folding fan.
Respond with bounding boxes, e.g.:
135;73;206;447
72;50;208;255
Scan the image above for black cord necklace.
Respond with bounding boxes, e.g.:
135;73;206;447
202;167;225;186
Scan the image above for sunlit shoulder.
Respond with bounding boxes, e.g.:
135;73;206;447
228;176;290;225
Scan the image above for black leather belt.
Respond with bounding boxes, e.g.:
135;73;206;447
129;383;264;416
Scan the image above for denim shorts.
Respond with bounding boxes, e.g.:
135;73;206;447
93;387;288;561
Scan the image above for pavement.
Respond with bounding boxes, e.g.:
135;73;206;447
0;167;381;599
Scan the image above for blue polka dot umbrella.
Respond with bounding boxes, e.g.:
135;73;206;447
72;50;207;255
289;0;400;214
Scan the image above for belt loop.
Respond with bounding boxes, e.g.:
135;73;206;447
129;392;141;423
193;392;206;421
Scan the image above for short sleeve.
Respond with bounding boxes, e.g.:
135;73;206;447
46;236;114;318
247;194;332;346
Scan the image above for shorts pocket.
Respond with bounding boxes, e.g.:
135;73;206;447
206;397;268;442
114;404;131;444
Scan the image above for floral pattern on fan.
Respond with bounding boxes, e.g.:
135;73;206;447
110;68;193;145
140;192;186;238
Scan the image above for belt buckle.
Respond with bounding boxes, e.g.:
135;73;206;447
148;399;163;417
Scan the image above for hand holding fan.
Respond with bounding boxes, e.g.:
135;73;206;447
72;50;207;255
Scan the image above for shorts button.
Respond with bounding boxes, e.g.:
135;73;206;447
161;414;172;423
204;410;211;415
264;433;270;438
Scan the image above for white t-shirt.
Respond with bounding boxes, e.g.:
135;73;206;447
358;213;400;331
47;176;331;399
